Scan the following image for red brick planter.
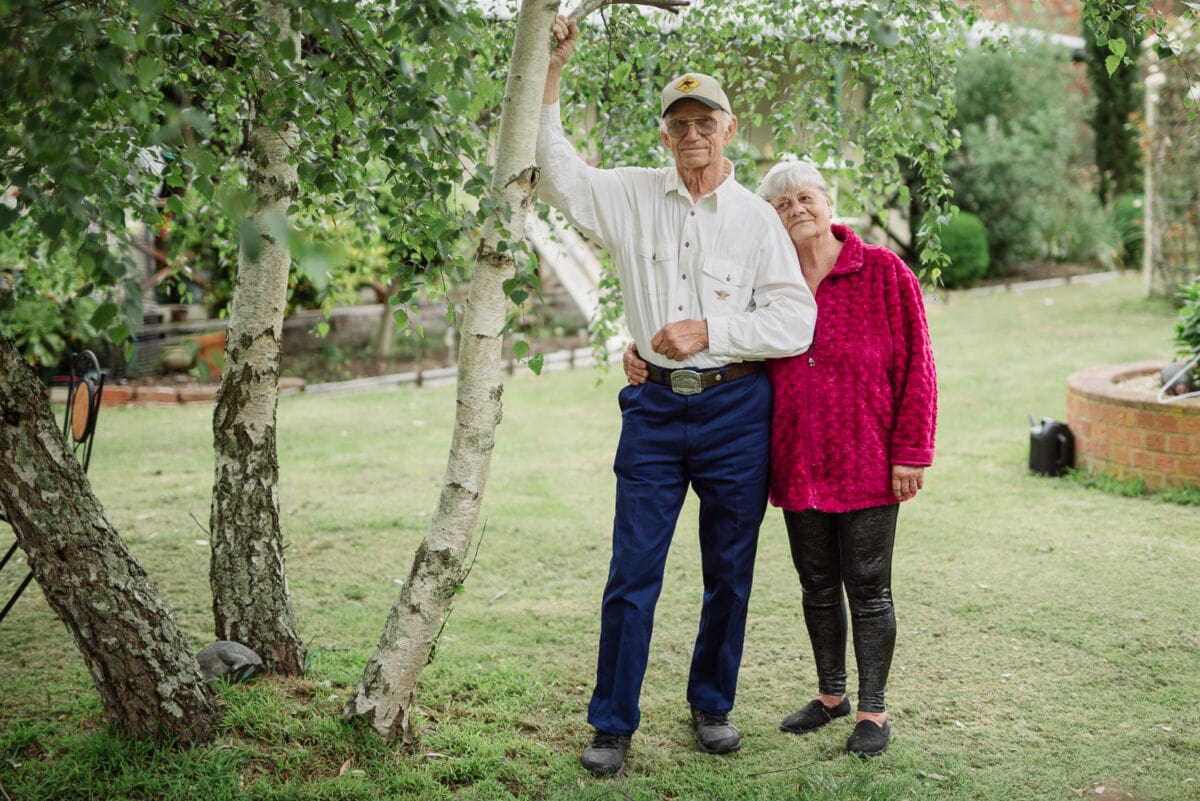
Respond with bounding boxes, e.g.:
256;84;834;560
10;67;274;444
99;385;137;407
177;385;221;404
1066;361;1200;491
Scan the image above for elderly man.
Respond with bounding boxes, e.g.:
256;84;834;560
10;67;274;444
537;17;817;777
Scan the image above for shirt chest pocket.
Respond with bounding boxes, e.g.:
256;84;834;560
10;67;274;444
700;255;750;307
638;243;678;297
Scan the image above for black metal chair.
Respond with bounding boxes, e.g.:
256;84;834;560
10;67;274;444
0;350;105;624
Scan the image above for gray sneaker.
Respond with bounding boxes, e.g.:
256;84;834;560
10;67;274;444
581;731;631;777
690;707;743;754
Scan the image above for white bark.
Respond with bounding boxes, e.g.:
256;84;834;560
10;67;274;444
343;0;559;739
208;1;305;675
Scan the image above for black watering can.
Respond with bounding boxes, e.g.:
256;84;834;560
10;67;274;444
1028;416;1075;477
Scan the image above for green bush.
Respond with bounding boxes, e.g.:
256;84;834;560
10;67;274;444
1175;276;1200;383
0;239;106;369
1113;194;1145;268
936;211;990;288
948;38;1098;275
1043;180;1120;268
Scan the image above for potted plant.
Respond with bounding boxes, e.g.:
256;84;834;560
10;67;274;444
1161;276;1200;396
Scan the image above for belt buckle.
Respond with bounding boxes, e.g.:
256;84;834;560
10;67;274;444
669;369;703;396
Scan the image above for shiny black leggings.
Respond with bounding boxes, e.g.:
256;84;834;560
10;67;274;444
783;504;898;714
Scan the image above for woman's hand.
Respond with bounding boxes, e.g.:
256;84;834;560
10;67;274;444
623;343;648;386
891;465;924;501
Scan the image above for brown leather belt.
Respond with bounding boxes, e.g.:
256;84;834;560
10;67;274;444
644;362;764;396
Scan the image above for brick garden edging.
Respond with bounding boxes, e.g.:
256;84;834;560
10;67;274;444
81;346;601;406
85;377;306;407
1066;361;1200;491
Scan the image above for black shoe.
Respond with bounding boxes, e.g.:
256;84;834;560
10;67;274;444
779;697;852;734
846;719;890;757
581;731;631;777
690;707;743;754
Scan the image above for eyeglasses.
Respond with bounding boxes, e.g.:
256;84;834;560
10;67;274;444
663;115;722;138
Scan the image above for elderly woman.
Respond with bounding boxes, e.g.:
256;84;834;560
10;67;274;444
624;160;937;757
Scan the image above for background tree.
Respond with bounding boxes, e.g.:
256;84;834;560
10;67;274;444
0;338;221;743
0;0;225;741
342;0;567;739
947;37;1114;275
0;0;499;731
207;0;307;676
1084;12;1144;205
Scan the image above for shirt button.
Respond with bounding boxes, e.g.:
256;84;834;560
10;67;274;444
684;241;690;248
678;305;684;311
690;211;695;216
682;273;687;280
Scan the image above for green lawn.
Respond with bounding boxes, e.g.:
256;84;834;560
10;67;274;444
1;274;1197;800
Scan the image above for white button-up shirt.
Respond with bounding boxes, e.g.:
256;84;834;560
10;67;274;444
536;103;816;370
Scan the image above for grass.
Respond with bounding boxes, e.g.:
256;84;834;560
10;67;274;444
2;274;1198;800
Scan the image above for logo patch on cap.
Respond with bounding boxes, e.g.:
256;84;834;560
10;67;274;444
675;76;701;93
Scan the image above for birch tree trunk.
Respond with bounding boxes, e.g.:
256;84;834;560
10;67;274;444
208;1;305;676
0;336;220;744
342;0;559;739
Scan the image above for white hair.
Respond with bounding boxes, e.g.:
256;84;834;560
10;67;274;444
756;160;829;203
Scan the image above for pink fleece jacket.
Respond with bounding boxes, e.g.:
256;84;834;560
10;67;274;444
767;224;937;513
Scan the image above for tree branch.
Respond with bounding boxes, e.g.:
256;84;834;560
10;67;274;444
568;0;690;24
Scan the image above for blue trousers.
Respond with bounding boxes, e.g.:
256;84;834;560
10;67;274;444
587;371;772;736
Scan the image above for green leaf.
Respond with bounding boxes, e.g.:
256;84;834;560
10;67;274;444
448;89;470;114
135;56;163;89
90;301;119;329
1105;53;1122;76
193;175;215;201
180;108;213;136
512;340;528;359
239;218;262;262
527;352;544;376
298;253;331;291
1107;37;1127;59
131;0;166;18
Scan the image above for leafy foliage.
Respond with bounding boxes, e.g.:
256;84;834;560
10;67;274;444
1175;276;1200;382
1112;193;1145;269
1143;12;1200;298
935;211;989;288
560;0;968;280
1084;14;1143;204
1;0;507;368
0;243;104;367
947;37;1116;274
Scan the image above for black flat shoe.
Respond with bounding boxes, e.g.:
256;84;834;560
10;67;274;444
846;719;890;757
690;707;743;754
779;697;852;734
581;731;631;776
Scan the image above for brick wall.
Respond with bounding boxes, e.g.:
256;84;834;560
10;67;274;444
1066;361;1200;491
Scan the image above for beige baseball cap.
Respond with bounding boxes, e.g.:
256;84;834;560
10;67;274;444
660;72;732;116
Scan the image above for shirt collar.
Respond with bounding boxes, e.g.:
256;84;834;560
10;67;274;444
665;158;737;206
830;223;865;276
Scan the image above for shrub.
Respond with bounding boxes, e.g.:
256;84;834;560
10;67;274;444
948;38;1095;275
1043;180;1121;269
0;238;106;369
1113;194;1145;269
1174;276;1200;383
936;211;990;288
